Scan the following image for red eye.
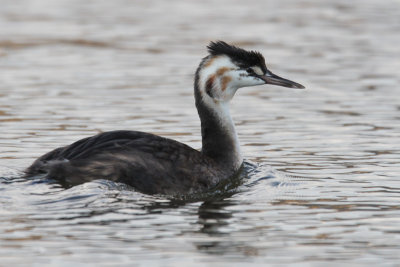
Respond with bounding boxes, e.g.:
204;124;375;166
246;68;254;74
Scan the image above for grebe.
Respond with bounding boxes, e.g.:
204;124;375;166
26;41;304;195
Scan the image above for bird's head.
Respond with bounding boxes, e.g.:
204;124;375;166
195;41;304;103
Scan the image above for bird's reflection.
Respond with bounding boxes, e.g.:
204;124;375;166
197;199;234;235
195;198;259;256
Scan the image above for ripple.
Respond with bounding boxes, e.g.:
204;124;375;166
1;0;400;265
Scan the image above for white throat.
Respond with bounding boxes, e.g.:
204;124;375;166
195;56;244;169
211;101;243;167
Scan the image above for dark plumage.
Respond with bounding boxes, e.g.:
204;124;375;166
26;131;226;195
26;41;304;195
207;41;267;71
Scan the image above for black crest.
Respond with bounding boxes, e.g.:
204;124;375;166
207;41;267;70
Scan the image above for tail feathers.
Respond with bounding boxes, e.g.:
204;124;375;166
25;159;69;176
25;158;124;188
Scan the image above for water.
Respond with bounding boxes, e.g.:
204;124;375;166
1;0;400;265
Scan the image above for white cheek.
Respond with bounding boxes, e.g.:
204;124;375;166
231;73;264;88
247;77;264;86
199;56;236;91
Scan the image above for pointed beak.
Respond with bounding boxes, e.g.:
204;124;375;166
259;70;305;89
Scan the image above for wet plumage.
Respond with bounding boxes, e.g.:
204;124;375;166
26;41;304;195
26;131;226;195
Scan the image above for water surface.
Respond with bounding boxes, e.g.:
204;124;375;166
1;0;400;266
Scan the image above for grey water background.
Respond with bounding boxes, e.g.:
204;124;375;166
1;0;400;266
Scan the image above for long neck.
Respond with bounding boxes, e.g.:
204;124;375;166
194;71;242;170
